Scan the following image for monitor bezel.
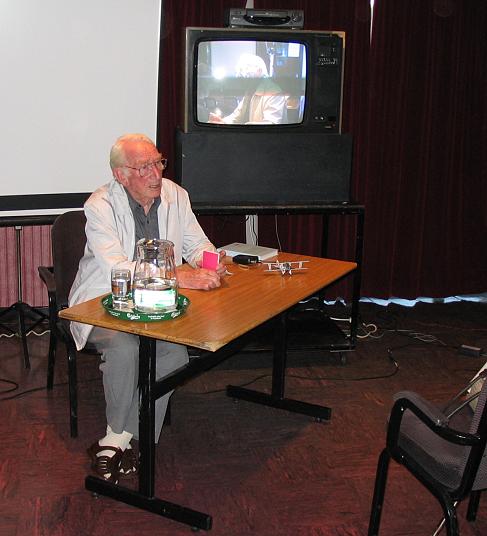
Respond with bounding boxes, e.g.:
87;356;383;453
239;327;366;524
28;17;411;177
183;27;345;134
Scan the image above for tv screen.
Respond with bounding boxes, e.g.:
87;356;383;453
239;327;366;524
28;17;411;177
196;39;306;125
183;28;345;133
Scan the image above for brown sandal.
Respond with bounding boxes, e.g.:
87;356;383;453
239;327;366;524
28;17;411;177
119;448;138;479
87;442;123;483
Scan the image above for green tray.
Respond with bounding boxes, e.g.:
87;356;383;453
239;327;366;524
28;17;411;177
102;293;190;322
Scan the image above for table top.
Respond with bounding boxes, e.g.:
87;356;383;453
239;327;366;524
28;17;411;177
59;253;356;352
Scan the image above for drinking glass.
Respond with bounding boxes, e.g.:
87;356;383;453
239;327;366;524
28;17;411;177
111;267;131;309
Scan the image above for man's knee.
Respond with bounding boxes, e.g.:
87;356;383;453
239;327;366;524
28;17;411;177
156;342;189;371
90;328;139;362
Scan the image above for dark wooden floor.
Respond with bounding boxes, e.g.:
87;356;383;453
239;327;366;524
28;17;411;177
1;301;487;536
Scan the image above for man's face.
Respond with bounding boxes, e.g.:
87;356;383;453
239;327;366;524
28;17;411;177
114;141;163;206
240;65;263;78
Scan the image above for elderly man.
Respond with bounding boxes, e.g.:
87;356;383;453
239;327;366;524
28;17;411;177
69;133;225;482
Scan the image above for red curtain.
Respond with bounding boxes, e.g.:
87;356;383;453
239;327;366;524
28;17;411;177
360;0;487;297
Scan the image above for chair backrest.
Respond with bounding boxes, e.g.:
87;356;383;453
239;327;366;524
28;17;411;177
396;377;487;496
441;376;487;491
51;210;87;309
467;378;487;490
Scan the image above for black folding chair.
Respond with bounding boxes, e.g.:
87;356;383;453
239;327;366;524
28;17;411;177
368;372;487;536
38;210;99;438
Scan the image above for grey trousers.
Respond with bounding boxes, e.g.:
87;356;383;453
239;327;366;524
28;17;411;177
88;327;189;441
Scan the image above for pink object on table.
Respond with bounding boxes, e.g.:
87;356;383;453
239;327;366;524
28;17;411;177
202;250;219;271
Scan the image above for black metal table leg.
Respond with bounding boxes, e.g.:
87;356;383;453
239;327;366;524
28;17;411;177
349;210;364;346
85;476;212;529
85;335;213;531
227;313;332;421
138;336;156;497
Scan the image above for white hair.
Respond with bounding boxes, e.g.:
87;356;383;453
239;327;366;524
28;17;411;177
235;54;268;77
109;133;155;170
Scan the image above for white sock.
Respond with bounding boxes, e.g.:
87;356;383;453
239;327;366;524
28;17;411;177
97;425;133;457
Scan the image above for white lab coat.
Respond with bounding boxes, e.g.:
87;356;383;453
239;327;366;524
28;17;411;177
68;178;214;349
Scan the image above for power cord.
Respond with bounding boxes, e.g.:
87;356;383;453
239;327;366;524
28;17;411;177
0;382;48;400
27;329;50;337
0;378;19;394
287;348;399;382
200;373;270;395
0;377;100;401
0;328;50;338
274;214;283;252
245;215;259;244
356;309;459;348
357;322;380;339
192;346;400;395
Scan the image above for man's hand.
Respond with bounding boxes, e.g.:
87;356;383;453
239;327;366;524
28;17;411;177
215;250;227;276
176;266;222;290
196;250;227;275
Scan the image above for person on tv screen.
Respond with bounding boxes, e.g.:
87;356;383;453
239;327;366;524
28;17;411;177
208;53;286;125
68;133;226;483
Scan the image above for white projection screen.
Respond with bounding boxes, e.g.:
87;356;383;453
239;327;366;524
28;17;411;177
0;0;161;217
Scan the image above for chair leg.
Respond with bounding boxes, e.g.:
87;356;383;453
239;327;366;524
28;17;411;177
66;343;78;438
18;305;31;369
432;501;458;536
368;449;391;536
46;332;57;390
467;490;481;522
436;495;459;536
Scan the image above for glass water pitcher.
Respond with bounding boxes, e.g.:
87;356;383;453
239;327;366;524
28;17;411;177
132;238;178;313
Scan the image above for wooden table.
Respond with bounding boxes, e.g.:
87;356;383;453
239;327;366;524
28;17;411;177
60;252;356;530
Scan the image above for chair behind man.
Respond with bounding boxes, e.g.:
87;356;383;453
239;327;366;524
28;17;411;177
368;373;487;536
38;210;97;438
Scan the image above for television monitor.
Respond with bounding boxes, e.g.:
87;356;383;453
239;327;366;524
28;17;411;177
182;27;345;133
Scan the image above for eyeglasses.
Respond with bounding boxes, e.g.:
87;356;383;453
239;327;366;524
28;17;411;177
123;157;168;177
